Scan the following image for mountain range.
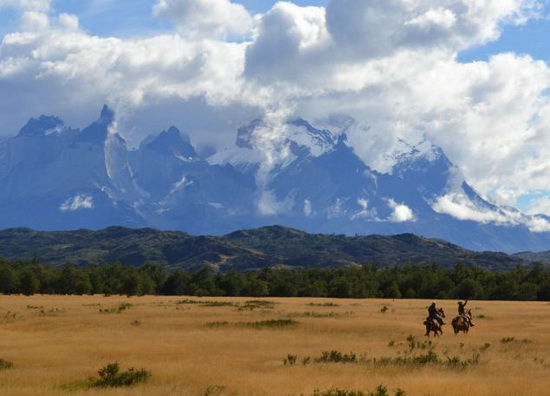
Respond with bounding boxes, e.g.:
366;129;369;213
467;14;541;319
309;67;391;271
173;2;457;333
0;105;549;254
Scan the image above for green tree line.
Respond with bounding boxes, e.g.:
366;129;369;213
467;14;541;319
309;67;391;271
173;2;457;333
1;257;549;300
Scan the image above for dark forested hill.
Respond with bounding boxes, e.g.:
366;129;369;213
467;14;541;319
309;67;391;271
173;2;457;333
514;250;550;263
0;225;529;271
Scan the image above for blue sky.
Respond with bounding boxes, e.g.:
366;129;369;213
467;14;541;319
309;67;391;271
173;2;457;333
0;0;549;222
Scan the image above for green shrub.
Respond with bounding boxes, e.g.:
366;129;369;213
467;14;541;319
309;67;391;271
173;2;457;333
0;358;14;370
316;350;357;364
203;384;226;395
244;319;297;328
91;362;150;388
206;321;230;327
307;302;339;307
284;354;297;365
311;389;366;396
501;337;532;344
480;343;491;352
239;300;276;310
100;302;133;314
309;385;406;396
201;301;235;307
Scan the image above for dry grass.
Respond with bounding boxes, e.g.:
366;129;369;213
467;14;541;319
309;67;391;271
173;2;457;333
1;295;550;395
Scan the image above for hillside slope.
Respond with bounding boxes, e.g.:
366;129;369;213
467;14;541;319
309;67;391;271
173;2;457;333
0;226;528;271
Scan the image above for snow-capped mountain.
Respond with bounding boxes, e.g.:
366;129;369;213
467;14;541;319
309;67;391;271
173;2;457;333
0;106;549;253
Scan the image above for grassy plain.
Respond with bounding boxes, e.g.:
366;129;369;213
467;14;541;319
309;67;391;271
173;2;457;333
0;295;549;395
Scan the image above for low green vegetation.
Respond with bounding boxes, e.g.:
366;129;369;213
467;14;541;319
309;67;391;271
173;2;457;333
308;385;406;396
316;350;358;364
500;337;532;344
244;319;298;328
206;319;298;329
0;358;13;370
99;302;132;314
285;335;486;372
90;362;150;388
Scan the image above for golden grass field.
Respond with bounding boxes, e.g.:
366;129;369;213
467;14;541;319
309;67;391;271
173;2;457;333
1;295;550;396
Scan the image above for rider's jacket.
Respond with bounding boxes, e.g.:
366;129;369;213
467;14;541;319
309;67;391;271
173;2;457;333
428;304;437;317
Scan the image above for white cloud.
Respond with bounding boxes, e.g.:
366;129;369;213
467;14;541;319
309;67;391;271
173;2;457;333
257;190;294;216
327;197;345;218
58;13;79;31
432;192;550;232
153;0;253;39
526;196;550;216
351;197;375;220
19;11;48;30
303;199;313;216
0;0;50;11
387;199;415;223
245;2;330;84
170;175;194;194
60;194;94;212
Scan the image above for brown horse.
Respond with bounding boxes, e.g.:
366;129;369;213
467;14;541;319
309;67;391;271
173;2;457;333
424;308;445;337
452;309;472;335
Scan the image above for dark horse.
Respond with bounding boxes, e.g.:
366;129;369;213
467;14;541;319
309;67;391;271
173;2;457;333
424;308;445;337
452;309;472;335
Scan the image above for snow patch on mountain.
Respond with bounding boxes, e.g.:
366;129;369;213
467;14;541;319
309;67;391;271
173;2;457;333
60;194;94;212
286;118;337;157
208;117;339;172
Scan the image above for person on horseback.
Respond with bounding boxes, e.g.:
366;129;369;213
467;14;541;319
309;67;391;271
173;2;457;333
457;300;474;327
428;301;445;325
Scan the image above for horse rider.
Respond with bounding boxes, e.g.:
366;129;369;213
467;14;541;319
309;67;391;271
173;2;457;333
428;301;445;325
457;300;475;327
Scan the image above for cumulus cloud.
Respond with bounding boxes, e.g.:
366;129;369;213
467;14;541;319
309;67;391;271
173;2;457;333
387;199;415;223
60;194;94;211
0;0;50;11
526;196;550;216
19;10;48;30
245;2;330;84
153;0;253;39
432;192;550;232
257;189;294;216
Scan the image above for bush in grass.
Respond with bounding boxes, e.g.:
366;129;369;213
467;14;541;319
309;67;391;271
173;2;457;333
245;319;298;328
315;350;357;364
0;358;13;370
91;362;150;388
309;385;406;396
284;354;297;365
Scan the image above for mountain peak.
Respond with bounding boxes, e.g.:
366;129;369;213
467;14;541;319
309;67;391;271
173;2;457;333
235;119;262;149
143;126;197;159
18;115;65;137
99;105;115;124
77;105;115;144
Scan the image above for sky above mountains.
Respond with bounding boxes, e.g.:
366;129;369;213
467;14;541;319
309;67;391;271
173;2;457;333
0;0;549;217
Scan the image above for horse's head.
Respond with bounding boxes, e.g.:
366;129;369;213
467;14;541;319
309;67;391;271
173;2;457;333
438;307;446;318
